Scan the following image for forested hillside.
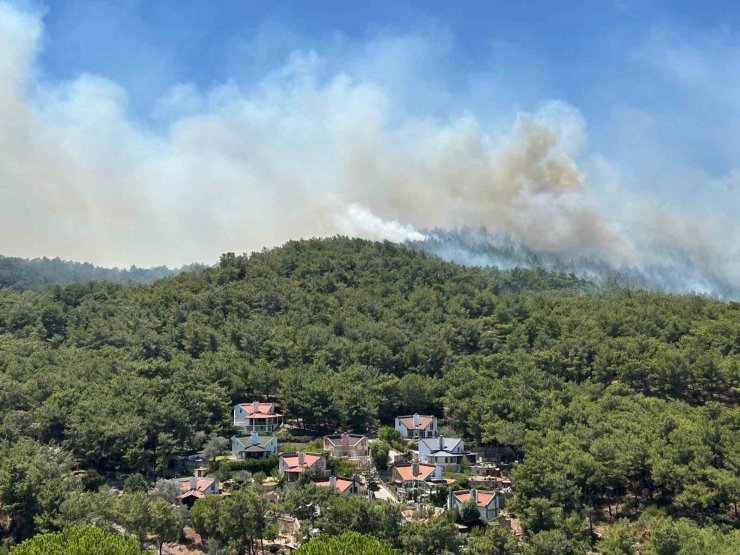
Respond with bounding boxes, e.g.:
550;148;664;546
0;254;201;290
0;238;737;550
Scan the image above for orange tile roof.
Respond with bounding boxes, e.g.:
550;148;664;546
240;402;273;414
453;490;496;507
238;402;282;418
280;453;323;470
397;415;434;430
313;477;355;494
393;463;437;481
179;477;216;493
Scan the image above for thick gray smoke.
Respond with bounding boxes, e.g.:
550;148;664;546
0;3;738;297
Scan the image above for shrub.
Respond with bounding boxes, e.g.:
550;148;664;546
12;527;146;555
295;532;400;554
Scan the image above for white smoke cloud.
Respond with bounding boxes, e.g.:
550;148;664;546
0;2;738;292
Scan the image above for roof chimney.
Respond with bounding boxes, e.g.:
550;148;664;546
252;400;259;413
471;488;477;502
412;462;419;477
438;435;444;451
330;476;336;489
298;452;305;466
251;430;259;445
413;413;420;427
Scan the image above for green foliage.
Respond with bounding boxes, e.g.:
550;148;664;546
399;516;460;555
123;473;147;493
11;527;146;555
189;485;268;553
601;515;740;555
326;456;357;477
295;532;400;554
284;484;402;545
202;434;229;462
149;499;181;555
370;441;391;470
216;456;278;477
468;525;519;555
0;255;194;291
0;439;81;541
458;497;481;525
0;237;738;547
378;426;403;450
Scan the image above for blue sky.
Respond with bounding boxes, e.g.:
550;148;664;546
1;0;738;289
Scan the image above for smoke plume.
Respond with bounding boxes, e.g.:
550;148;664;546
0;3;738;297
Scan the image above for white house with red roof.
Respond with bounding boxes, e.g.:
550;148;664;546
391;462;443;489
278;452;327;482
234;401;283;432
323;432;369;460
395;413;437;439
176;468;225;507
448;488;505;520
311;475;359;495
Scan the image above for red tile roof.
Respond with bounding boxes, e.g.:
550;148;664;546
240;402;273;414
179;478;216;493
313;477;355;494
280;453;323;470
393;463;437;482
238;402;282;418
453;490;496;508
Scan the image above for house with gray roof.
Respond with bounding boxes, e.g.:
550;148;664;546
418;435;469;471
232;431;278;459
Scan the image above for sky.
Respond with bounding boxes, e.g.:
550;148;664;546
1;0;738;289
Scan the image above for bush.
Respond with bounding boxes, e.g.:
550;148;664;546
217;456;278;476
12;527;146;555
371;441;390;470
327;456;357;477
295;532;400;554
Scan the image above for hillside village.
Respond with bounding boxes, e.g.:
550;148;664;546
160;398;520;552
2;239;738;554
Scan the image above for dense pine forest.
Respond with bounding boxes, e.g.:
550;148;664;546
0;238;737;552
0;255;202;290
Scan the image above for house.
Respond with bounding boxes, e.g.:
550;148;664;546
176;467;224;507
418;435;469;471
395;413;437;439
448;488;506;520
469;461;501;487
312;476;359;495
388;447;410;465
232;431;278;459
233;401;283;432
391;462;443;489
278;452;327;481
323;432;369;460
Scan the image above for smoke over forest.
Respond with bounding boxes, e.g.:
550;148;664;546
1;2;738;297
